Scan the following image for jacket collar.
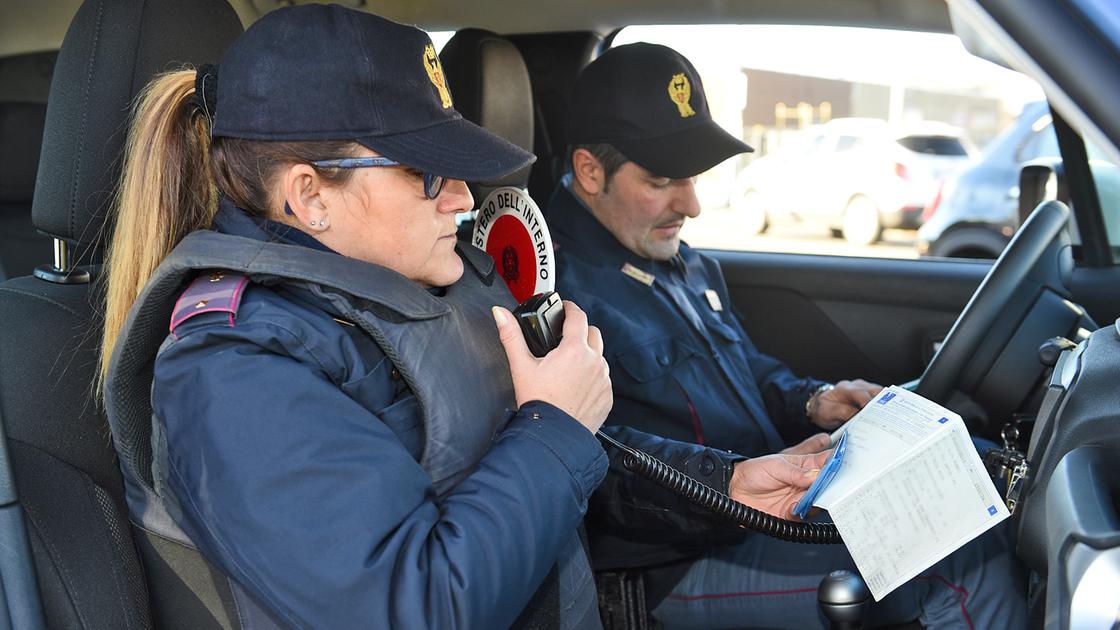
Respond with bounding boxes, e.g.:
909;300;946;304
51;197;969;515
211;197;338;254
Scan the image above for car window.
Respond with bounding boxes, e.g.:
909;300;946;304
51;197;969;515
805;132;835;155
612;25;1045;260
1016;121;1059;162
897;135;969;156
836;135;862;152
428;30;454;50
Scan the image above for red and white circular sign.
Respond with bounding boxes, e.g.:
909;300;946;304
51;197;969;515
472;187;555;303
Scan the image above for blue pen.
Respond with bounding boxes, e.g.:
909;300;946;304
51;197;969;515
793;431;849;519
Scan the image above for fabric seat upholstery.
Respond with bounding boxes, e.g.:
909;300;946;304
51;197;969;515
0;1;241;628
0;102;50;280
440;28;536;200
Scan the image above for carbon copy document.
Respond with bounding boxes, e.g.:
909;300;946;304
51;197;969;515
813;386;1009;601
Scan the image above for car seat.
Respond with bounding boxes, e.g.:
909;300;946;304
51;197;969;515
440;28;535;201
505;32;604;204
440;27;536;248
0;102;50;280
0;1;241;628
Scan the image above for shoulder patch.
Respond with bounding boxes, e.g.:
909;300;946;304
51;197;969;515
170;271;250;335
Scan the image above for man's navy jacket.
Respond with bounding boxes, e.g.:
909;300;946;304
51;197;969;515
549;180;828;589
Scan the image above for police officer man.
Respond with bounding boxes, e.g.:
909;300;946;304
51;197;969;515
550;43;1027;629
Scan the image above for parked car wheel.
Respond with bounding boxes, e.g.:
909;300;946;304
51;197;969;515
926;225;1008;259
732;189;769;236
841;195;882;246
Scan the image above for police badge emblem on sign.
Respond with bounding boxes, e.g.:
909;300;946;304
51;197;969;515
472;187;556;304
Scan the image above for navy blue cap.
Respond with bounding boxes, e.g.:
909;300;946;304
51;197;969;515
567;43;752;179
212;4;535;182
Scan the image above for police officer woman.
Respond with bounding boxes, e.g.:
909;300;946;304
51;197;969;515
99;6;833;629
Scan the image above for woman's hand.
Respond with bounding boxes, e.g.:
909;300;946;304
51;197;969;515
493;299;613;433
728;450;833;519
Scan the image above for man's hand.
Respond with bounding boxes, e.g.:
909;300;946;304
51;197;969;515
780;432;830;456
810;379;882;430
728;450;833;519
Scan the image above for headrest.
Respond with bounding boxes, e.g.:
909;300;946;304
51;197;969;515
31;0;242;251
0;103;46;204
440;28;535;201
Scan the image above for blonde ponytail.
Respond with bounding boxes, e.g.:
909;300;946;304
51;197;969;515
99;69;364;393
100;69;217;386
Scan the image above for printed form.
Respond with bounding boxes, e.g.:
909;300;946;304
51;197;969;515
813;386;1009;600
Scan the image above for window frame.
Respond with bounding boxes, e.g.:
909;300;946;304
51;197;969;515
1052;105;1113;267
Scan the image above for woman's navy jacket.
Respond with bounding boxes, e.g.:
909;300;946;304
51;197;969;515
150;202;743;628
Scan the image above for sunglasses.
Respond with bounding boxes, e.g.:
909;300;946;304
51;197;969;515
310;157;447;200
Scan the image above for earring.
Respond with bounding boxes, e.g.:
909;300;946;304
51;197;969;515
310;220;318;226
309;217;329;232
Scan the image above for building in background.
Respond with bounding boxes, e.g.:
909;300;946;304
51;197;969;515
740;68;1005;164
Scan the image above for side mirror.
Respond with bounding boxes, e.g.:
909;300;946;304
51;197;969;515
1019;159;1080;245
1018;158;1066;225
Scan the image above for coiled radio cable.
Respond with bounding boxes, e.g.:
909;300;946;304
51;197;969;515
597;431;842;544
512;292;842;545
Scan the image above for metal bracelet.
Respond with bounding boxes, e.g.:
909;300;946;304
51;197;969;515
805;383;835;420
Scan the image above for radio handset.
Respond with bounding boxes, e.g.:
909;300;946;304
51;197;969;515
511;292;565;359
512;291;842;544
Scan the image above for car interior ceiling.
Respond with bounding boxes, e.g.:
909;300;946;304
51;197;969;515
1;0;1119;628
0;0;956;62
217;0;955;38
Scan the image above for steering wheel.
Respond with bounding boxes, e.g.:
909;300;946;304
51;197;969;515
915;200;1072;405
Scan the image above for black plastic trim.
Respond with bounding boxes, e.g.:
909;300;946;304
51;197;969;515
978;0;1120;160
1050;107;1113;267
0;420;45;630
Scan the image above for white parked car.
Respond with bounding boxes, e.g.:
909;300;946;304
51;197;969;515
732;118;975;245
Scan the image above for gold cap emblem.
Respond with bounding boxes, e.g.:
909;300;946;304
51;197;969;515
423;44;453;109
668;73;695;118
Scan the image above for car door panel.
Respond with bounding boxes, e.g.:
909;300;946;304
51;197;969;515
1069;266;1120;327
712;249;1120;388
710;250;987;386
